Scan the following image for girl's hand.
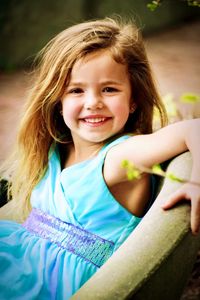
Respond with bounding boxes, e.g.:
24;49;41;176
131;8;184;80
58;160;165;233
162;183;200;235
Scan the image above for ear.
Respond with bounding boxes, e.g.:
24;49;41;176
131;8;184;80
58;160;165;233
130;103;137;113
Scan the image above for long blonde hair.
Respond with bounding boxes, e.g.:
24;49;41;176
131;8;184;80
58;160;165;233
1;17;167;221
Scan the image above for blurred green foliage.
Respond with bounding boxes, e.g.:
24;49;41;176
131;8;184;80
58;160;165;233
122;158;200;186
147;0;200;11
180;93;200;104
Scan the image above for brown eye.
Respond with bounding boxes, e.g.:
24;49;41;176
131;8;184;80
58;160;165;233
69;88;83;94
103;87;117;93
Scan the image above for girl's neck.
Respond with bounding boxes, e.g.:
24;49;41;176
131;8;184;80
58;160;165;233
61;142;103;169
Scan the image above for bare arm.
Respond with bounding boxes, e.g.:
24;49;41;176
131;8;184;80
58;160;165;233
104;119;199;183
104;118;200;234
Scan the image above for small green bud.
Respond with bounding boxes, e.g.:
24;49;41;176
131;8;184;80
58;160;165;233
127;169;141;181
121;160;130;168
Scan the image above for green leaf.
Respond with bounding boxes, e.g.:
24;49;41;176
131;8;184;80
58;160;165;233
180;93;200;104
147;0;161;11
162;93;178;118
121;159;141;181
127;169;141;181
147;3;157;11
187;0;200;7
152;164;164;175
121;159;130;168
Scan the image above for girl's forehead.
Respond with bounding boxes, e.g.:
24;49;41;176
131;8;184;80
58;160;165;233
75;49;112;65
72;49;125;73
67;50;130;86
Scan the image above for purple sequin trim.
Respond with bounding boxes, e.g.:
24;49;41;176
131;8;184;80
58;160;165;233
22;208;114;268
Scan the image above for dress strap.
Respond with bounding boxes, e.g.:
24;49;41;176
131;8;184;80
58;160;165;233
22;208;114;268
100;135;131;161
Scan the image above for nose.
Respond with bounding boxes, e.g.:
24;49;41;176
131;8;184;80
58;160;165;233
84;92;103;110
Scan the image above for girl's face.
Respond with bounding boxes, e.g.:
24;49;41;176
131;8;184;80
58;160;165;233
61;50;133;145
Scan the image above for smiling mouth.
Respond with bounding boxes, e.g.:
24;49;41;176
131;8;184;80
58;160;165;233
85;117;106;123
80;117;111;125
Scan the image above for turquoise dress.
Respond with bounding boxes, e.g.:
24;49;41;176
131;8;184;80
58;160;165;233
0;136;142;300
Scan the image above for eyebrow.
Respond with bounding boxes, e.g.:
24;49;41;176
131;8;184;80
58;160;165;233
67;82;85;86
101;80;123;85
67;80;123;87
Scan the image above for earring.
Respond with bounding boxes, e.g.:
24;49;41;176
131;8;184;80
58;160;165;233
130;103;136;113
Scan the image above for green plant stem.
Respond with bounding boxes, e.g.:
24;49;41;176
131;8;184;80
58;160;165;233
125;162;200;187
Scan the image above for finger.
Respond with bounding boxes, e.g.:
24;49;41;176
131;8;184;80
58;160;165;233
161;190;187;210
191;198;200;235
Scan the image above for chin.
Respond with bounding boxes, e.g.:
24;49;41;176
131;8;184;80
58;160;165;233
84;134;113;143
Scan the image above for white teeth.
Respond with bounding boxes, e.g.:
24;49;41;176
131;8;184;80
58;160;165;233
84;118;106;123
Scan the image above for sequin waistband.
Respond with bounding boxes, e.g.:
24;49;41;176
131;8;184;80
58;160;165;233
22;208;114;268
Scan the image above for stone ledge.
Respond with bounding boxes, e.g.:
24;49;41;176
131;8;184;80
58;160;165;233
71;152;200;300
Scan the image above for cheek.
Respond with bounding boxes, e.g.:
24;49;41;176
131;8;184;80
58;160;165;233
111;101;130;122
62;100;81;124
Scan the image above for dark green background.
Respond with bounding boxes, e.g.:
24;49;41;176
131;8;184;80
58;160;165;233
0;0;199;71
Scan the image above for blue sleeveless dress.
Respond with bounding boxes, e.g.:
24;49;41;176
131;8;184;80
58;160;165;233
0;136;142;300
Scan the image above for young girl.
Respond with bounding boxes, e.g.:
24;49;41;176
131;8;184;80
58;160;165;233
0;17;199;300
